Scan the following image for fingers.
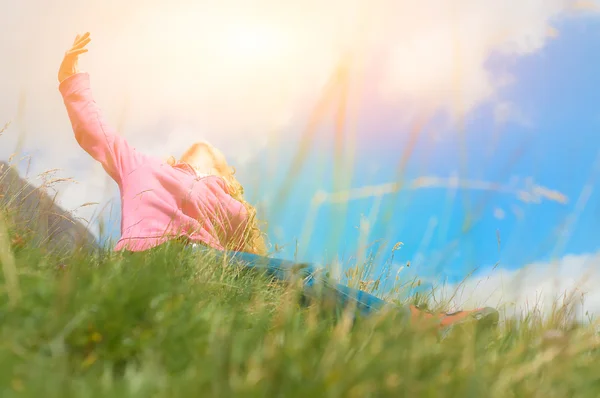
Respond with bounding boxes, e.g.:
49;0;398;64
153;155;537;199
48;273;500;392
76;32;90;44
71;33;91;50
66;48;88;57
71;32;90;48
63;32;90;64
65;32;91;59
72;36;91;51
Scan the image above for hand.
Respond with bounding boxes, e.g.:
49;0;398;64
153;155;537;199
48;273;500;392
58;32;91;83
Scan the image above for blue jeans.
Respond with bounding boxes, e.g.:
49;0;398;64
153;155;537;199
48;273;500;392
189;244;410;319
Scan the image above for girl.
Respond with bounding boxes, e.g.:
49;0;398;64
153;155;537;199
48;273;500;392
58;32;498;331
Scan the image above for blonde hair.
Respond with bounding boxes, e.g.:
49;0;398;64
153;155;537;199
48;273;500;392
171;142;268;256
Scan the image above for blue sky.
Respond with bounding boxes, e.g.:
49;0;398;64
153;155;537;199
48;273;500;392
230;16;600;290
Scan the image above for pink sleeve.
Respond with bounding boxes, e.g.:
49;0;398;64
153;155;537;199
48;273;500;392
59;73;146;184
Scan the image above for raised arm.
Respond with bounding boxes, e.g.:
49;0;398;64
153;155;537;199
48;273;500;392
58;33;145;184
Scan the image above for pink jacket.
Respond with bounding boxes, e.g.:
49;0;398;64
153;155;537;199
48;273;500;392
59;73;249;252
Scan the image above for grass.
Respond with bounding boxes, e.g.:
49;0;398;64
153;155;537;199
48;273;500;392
1;208;600;398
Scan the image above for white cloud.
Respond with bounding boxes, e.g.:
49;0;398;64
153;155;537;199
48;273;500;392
0;0;598;225
493;101;532;127
433;251;600;321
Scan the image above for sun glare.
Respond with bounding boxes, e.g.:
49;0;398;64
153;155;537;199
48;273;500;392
224;24;285;64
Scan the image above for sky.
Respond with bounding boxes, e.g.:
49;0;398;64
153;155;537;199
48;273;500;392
1;0;600;318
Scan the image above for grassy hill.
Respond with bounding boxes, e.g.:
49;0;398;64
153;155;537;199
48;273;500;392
0;172;599;397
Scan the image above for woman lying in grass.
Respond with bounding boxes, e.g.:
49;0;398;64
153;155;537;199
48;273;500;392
57;32;498;333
